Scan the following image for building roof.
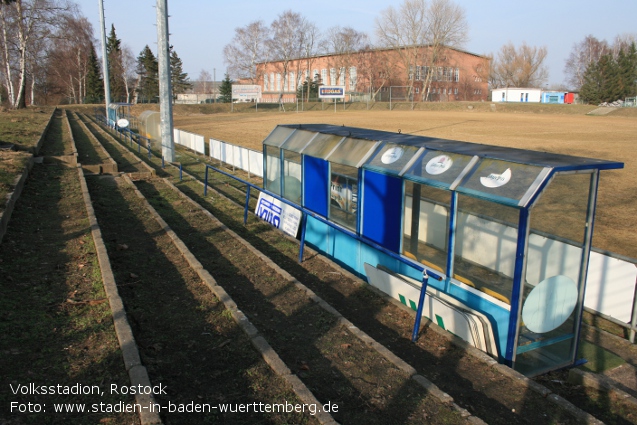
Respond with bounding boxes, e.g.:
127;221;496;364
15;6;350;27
257;44;489;66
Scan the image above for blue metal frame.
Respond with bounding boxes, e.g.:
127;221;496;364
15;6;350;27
505;207;529;365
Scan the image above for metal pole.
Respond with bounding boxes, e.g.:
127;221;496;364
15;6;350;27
156;0;175;162
411;271;430;342
98;0;111;115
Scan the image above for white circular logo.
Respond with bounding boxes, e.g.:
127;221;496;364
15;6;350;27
381;146;404;164
480;168;512;188
425;155;453;175
522;275;578;333
116;118;130;128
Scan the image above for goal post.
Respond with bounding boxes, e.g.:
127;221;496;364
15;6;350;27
389;86;414;110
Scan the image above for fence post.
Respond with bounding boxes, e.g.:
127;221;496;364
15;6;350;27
204;166;209;197
243;186;251;225
298;213;307;263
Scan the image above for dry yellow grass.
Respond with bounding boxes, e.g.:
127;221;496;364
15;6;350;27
169;106;636;259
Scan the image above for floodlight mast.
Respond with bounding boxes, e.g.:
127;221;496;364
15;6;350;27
157;0;175;162
98;0;111;114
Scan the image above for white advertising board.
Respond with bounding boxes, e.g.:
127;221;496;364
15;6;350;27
232;84;262;100
319;86;346;99
255;192;302;237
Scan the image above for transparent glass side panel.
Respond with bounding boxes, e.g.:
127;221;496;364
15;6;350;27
514;172;591;376
404;150;475;189
455;194;520;303
327;137;378;167
458;159;545;204
262;126;296;148
264;145;281;195
282;150;302;204
280;129;317;153
402;181;450;274
366;143;421;175
301;133;344;159
330;163;358;230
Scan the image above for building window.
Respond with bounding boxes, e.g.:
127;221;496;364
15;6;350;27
321;69;328;86
330;68;337;85
330;163;358;231
454;68;459;82
276;73;281;91
289;72;295;92
270;73;275;91
338;67;345;86
349;67;357;91
264;74;269;91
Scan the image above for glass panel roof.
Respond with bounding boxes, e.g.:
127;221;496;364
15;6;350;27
280;129;317;151
262;126;296;148
263;124;624;208
403;150;476;189
300;133;344;158
366;143;421;175
457;159;548;206
326;137;380;167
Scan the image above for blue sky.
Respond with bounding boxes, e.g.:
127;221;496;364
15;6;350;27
75;0;637;87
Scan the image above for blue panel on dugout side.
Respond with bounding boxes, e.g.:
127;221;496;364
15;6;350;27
303;156;329;217
305;216;329;253
362;170;403;252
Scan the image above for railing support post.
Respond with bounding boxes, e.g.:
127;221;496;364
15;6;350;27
243;186;251;225
411;271;430;342
298;213;307;264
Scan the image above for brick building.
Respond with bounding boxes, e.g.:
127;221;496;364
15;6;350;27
255;44;490;103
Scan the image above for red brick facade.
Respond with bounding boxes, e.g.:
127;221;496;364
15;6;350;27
255;45;490;103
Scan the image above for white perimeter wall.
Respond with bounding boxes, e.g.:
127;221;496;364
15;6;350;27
174;129;205;155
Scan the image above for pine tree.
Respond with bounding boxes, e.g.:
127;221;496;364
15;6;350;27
136;45;159;103
580;54;616;104
296;73;322;101
617;43;637;99
106;24;125;102
85;43;103;104
219;73;233;103
169;46;192;102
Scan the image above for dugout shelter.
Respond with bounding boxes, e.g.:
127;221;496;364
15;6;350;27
262;123;623;376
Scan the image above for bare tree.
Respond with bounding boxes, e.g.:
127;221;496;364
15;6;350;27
120;44;137;103
0;0;70;108
194;69;212;94
46;10;94;103
353;46;397;101
491;42;548;88
266;10;307;105
324;26;369;91
223;20;269;83
375;0;468;100
295;20;321;101
564;35;609;90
